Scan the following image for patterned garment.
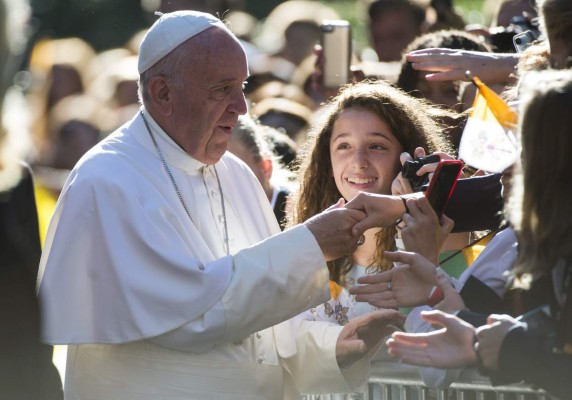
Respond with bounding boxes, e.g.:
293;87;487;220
311;265;378;326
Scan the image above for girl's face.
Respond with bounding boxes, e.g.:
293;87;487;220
329;107;404;201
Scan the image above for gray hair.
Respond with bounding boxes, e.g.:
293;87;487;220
137;40;193;107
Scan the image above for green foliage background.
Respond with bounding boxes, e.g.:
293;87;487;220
29;0;491;52
327;0;491;53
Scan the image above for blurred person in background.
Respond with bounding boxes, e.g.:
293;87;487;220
251;97;314;146
386;69;572;400
253;0;340;82
227;114;295;229
0;0;63;397
397;29;494;148
397;29;493;111
26;37;95;159
427;0;465;31
366;0;428;62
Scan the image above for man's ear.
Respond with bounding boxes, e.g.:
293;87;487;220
147;76;172;115
260;157;273;181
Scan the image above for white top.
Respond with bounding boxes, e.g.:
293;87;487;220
37;110;368;399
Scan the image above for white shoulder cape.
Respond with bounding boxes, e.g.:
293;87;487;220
37;113;281;344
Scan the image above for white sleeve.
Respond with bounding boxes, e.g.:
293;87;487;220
150;225;330;352
456;228;517;297
280;315;369;395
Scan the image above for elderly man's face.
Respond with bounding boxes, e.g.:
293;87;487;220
168;28;248;164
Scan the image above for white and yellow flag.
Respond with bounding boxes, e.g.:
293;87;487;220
459;77;518;173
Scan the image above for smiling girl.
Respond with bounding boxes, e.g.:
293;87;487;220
289;80;452;331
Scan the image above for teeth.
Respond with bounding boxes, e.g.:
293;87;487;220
348;177;376;184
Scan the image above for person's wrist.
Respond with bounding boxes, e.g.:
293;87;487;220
394;195;414;226
400;195;410;214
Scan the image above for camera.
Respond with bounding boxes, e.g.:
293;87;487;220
401;154;440;192
513;30;536;53
488;16;540;53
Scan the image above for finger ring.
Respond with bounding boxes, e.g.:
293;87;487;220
387;281;392;290
356;234;365;246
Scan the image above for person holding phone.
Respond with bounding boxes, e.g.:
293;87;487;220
287;79;453;397
385;69;572;400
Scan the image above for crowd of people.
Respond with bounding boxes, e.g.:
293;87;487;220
2;0;572;399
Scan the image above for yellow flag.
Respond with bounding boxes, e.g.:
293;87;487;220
459;77;518;173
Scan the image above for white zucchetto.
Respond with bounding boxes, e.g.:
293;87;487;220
138;10;229;74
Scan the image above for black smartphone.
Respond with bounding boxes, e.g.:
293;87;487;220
320;20;352;89
424;160;464;218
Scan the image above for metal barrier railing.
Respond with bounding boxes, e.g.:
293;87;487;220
304;362;555;400
366;362;554;400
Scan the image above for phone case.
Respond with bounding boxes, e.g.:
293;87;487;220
424;160;464;217
320;20;351;88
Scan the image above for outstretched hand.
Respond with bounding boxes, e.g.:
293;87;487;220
336;308;405;369
405;48;518;84
350;251;438;308
387;310;478;368
475;314;519;371
434;273;466;313
345;192;420;235
305;198;366;261
400;197;454;265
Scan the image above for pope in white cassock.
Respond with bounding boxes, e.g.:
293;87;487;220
36;10;404;400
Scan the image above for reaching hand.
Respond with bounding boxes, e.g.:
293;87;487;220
405;48;518;84
349;251;438;308
391;150;455;196
387;310;478;368
305;198;366;261
475;314;519;371
433;273;466;313
336;309;405;369
400;197;454;265
345;192;410;235
391;148;424;196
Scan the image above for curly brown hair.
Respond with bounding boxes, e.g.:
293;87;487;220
289;80;452;285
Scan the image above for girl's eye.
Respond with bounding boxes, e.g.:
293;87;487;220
371;144;387;150
336;143;350;150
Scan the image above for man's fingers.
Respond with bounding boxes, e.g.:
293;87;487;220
350;219;376;236
342;339;367;356
344;193;364;211
327;198;346;210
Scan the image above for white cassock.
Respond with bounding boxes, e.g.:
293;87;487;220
37;109;368;400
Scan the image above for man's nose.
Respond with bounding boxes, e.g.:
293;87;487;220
229;89;247;115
